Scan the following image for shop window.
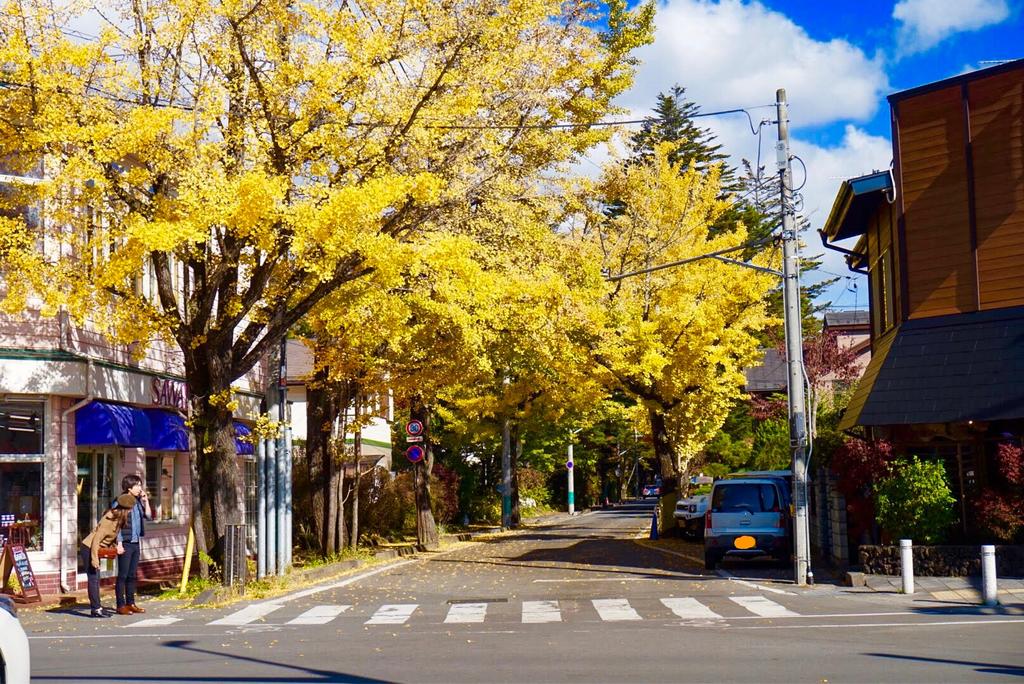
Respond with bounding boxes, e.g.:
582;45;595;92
0;402;44;455
0;462;44;550
145;454;176;522
243;459;257;553
76;452;114;543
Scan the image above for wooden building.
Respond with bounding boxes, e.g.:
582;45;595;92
820;59;1024;536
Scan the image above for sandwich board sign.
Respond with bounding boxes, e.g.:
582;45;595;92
1;543;42;603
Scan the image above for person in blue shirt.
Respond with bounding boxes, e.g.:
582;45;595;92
114;474;152;615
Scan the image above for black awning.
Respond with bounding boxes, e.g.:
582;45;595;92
840;306;1024;429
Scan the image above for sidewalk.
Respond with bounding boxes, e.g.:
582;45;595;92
860;573;1024;603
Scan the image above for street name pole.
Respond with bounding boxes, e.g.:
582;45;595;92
567;442;575;515
776;88;810;586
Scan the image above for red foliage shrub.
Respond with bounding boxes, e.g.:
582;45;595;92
831;438;895;498
996;442;1024;487
972;489;1024;543
430;463;461;525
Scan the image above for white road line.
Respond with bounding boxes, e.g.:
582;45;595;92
444;603;488;624
286;605;351;625
208;603;283;626
128;617;183;628
366;604;418;625
660;597;722;620
522;600;561;623
592;598;642;621
715;569;795;595
730;595;800;618
733;618;1024;630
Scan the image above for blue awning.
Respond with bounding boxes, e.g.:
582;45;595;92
76;401;152;447
146;409;190;451
76;400;253;454
234;421;254;455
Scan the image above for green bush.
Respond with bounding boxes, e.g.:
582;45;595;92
874;456;957;544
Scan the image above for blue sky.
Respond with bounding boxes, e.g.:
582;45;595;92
615;0;1023;310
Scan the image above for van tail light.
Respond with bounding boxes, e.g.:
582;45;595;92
777;513;785;529
705;512;712;530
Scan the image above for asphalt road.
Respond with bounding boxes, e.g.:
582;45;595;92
23;500;1024;683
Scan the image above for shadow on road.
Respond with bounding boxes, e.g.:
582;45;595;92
865;652;1024;677
32;640;390;683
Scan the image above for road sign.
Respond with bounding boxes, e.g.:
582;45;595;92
406;435;423;443
406;445;425;463
405;420;424;437
566;461;573;469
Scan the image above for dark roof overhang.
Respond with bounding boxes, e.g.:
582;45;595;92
821;170;893;242
839;305;1024;430
887;58;1024;106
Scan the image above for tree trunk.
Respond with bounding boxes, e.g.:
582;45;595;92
647;406;678;492
306;364;333;556
410;396;438;550
186;420;209;579
350;394;361;550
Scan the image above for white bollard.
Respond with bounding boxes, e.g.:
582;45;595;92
981;545;997;606
900;539;914;595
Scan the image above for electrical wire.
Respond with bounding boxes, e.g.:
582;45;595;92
791;155;808;193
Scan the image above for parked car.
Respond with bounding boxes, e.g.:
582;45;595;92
0;594;31;684
674;494;709;538
703;476;791;570
641;483;661;498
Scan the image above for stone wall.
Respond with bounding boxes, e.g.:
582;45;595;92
859;544;1024;577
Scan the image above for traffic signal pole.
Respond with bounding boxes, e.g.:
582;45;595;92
776;88;810;586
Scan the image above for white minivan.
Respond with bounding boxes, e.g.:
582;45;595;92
703;477;791;570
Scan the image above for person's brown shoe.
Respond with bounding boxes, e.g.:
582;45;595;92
116;606;133;616
128;604;145;614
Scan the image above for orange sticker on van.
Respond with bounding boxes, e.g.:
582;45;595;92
734;535;756;550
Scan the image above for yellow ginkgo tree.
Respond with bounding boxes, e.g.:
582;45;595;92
0;0;653;553
567;142;778;483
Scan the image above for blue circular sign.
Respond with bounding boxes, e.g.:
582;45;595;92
406;445;425;463
566;461;574;470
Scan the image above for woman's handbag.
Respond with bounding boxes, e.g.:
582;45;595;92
97;546;118;560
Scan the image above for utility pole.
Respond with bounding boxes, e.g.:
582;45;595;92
776;88;810;586
567;442;575;515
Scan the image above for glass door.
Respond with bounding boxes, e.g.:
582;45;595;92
76;452;113;571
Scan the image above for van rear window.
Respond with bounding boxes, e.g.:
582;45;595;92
711;483;779;512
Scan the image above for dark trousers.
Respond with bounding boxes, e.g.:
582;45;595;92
78;546;102;611
116;541;141;607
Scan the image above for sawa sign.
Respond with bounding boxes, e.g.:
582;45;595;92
151;378;188;411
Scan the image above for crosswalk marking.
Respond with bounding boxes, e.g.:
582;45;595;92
130;617;183;628
208;603;283;626
661;597;723;620
592;598;641;621
286;605;351;625
522;600;561;623
366;604;418;625
729;595;800;618
444;603;488;624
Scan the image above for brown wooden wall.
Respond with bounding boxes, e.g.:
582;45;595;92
969;69;1024;309
893;63;1024;319
896;86;976;318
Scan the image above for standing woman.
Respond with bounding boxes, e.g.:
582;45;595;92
114;474;152;615
80;494;135;618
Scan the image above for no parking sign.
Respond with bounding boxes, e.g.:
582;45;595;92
406;445;425;463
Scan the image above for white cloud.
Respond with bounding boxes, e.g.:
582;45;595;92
624;0;889;127
893;0;1010;55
